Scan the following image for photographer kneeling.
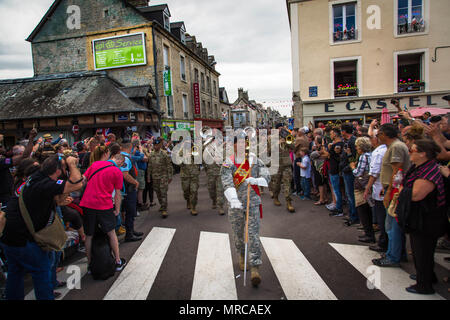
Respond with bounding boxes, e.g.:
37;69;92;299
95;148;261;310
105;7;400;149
0;155;83;300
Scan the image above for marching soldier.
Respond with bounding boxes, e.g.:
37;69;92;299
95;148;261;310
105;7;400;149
179;141;200;216
271;124;295;213
147;137;173;218
204;138;225;215
221;135;270;287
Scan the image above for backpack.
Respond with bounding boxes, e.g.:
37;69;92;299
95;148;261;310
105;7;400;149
90;225;116;281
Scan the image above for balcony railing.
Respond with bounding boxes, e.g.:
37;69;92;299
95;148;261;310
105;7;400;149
335;87;359;97
398;21;425;35
398;81;425;93
333;29;358;43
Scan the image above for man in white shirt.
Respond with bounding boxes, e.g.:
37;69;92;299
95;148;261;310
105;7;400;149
364;130;388;253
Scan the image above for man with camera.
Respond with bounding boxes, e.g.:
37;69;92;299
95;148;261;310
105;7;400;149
0;155;83;300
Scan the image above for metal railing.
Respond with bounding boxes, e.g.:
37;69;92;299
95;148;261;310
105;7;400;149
334;87;359;97
398;21;425;35
333;29;358;42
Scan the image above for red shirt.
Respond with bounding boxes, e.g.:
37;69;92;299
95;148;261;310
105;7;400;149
80;161;123;210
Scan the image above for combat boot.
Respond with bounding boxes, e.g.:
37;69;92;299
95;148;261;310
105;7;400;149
218;207;225;215
270;191;274;199
161;211;168;219
239;254;249;271
250;266;261;287
286;200;295;213
187;200;191;210
212;201;217;209
191;207;198;216
273;196;281;206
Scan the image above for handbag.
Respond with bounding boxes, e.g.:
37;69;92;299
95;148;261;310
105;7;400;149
18;189;67;252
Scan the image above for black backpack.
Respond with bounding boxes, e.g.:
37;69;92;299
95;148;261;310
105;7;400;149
90;225;116;281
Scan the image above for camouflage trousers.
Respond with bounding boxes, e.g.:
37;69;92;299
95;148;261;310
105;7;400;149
207;174;224;208
272;165;293;201
228;206;262;267
181;175;199;208
153;178;169;211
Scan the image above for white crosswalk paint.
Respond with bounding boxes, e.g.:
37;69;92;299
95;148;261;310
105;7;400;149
103;227;176;300
330;243;445;300
191;231;237;300
261;237;337;300
25;257;88;301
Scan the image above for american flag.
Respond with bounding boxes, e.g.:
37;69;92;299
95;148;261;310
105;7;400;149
145;130;153;140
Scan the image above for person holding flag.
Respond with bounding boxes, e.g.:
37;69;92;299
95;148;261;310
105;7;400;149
221;132;270;287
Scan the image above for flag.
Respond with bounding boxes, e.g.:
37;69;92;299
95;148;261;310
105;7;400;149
101;128;111;136
381;108;391;124
145;130;153;140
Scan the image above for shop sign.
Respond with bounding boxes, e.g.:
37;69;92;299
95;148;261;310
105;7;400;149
176;122;193;130
309;86;318;97
93;33;147;70
193;83;201;114
163;68;172;96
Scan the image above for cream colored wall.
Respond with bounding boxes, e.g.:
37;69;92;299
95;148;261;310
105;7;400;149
295;0;450;102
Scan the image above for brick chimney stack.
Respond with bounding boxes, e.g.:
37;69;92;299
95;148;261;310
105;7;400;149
127;0;149;7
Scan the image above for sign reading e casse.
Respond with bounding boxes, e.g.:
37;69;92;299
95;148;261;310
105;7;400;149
93;33;147;70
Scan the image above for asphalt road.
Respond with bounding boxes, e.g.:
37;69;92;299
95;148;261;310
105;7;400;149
19;172;450;300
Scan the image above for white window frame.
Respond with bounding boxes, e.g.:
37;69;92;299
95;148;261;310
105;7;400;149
330;56;362;99
393;48;429;94
329;0;361;46
163;9;170;31
180;54;186;82
182;93;189;118
163;44;170;69
394;0;429;38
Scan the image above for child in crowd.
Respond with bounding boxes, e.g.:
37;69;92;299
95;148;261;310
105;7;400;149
297;147;312;200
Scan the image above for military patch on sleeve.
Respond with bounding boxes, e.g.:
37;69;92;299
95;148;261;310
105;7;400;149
222;163;231;168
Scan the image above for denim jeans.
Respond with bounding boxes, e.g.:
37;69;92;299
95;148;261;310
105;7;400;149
329;174;342;210
385;214;406;263
124;189;138;236
50;251;62;290
2;241;54;300
343;173;358;222
300;177;311;198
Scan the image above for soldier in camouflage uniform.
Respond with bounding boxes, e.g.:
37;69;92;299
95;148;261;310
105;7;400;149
271;125;295;213
179;145;201;216
147;138;173;218
221;136;270;287
204;139;225;215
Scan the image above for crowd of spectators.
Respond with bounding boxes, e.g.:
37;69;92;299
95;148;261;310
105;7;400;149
0;130;162;300
288;96;450;295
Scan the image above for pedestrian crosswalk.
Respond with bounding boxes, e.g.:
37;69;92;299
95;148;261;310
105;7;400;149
24;227;450;300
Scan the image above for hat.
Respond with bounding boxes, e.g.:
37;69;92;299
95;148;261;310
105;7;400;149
442;95;450;101
154;137;162;145
301;126;310;133
43;134;52;140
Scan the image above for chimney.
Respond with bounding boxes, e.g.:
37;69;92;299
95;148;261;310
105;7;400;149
127;0;149;7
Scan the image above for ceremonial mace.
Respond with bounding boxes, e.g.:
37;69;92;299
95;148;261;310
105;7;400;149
243;140;253;286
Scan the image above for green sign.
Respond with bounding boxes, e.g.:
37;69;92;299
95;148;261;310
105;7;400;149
163;68;172;96
93;33;147;70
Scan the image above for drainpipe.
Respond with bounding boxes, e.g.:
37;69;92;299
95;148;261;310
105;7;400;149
152;25;161;132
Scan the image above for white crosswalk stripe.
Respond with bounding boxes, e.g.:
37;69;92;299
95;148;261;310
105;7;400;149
21;229;449;300
261;237;337;300
103;227;176;300
191;231;237;300
330;243;445;300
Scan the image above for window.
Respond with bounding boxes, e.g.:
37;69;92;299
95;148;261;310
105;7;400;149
180;55;186;81
201;100;206;117
163;13;170;31
207;102;211;117
398;0;424;34
213;80;217;96
333;2;357;42
166;96;174;118
182;94;189;118
163;45;169;70
181;31;186;45
214;104;218;119
207;76;211;93
194;68;199;83
200;73;205;91
397;53;424;92
334;60;358;97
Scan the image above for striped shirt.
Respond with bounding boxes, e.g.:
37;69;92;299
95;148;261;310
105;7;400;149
352;152;371;177
404;160;446;207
